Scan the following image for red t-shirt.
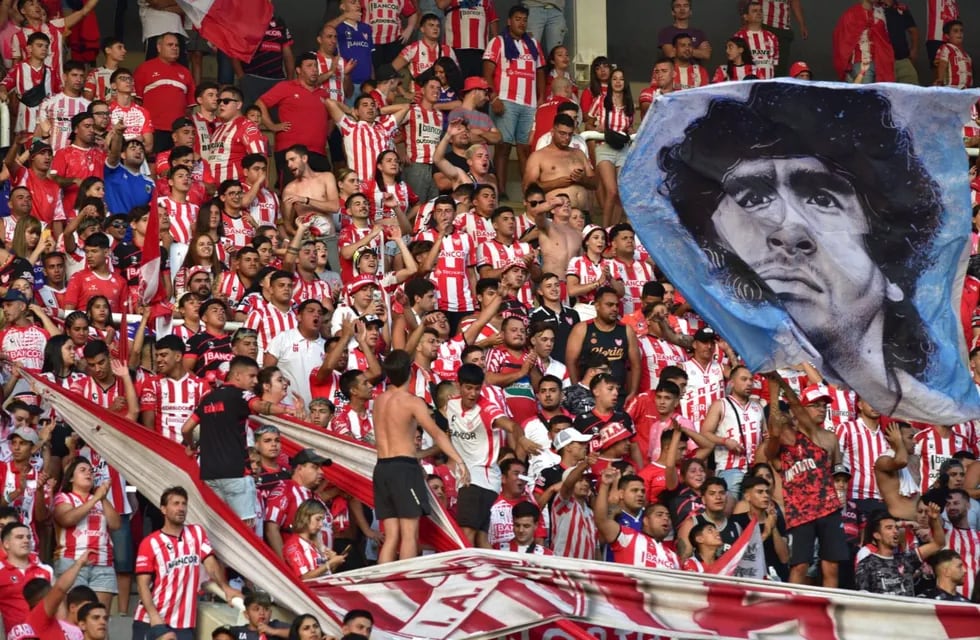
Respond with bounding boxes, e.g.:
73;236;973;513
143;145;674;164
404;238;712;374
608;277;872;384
133;58;196;132
50;144;107;214
64;268;128;312
258;80;331;152
0;559;52;632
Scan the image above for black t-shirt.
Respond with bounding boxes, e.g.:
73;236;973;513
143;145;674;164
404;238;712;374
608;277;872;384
186;332;234;377
194;384;254;480
573;409;634;440
242;16;293;78
693;513;742;552
529;305;580;366
919;587;970;602
113;242;170;288
731;510;789;581
229;621;290;640
883;4;916;60
0;254;35;288
855;549;921;597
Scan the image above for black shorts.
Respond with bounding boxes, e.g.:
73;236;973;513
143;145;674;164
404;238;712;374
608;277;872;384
373;456;431;520
455;484;498;532
788;510;850;566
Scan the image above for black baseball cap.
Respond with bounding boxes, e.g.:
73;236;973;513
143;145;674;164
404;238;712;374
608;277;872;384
290;448;332;467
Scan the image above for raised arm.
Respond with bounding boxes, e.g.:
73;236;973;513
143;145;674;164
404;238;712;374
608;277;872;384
594;467;624;544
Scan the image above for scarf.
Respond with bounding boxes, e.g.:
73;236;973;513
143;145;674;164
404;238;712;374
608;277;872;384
503;29;539;62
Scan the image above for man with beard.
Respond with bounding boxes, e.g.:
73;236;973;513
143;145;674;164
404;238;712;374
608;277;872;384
486;315;541;424
281;144;340;235
38;61;90;153
434;120;496;190
566;287;640;400
856;505;944;596
523;114;595;211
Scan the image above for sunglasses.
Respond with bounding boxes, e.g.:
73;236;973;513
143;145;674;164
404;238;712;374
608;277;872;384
90;110;109;116
109;220;127;228
219;97;239;105
527;200;545;207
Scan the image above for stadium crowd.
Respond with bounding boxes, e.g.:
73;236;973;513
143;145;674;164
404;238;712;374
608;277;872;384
0;0;976;638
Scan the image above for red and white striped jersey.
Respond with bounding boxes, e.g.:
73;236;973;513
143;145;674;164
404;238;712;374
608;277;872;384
3;62;56;133
611;528;679;569
953;420;980;454
338;224;385;282
409;362;440;407
477;239;534;307
76;445;133;516
681;359;726;429
293;276;332;307
52;491;113;565
672;63;710;90
446;395;506;491
11;19;66;72
84;66;115;101
171;323;201;344
824;385;858;430
761;0;793;30
220;212;256;250
937;42;973;89
338;114;399;183
733;29;779;79
315;52;347;102
444;0;498;50
330;405;375;443
360;0;415;45
134;524;214;629
206;115;266;185
0;462;42;549
361;178;418;221
609;258;655;315
38;93;90;152
637;335;688;391
404;104;444;164
36;284;66;316
246;185;280;227
0;325;49;372
712;63;758;83
69;375;126;413
926;0;959;42
158;196;199;245
108;100;153;141
244;303;298;358
265;479;333;548
914;426;974;493
417;228;476;312
489;495;546;546
712;396;765;472
588;100;633;135
432;335;466;381
483;34;545;107
566;255;609;305
399;41;456;78
551;496;597;560
835;419;889;500
217;272;250;306
139;374;208;443
453;211;496;246
945;524;979;599
283;535;326;578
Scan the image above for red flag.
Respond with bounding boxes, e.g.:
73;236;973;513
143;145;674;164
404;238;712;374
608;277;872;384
176;0;273;62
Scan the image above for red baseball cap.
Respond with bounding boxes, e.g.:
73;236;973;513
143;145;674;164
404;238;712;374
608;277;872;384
789;61;811;78
800;384;831;407
462;76;490;93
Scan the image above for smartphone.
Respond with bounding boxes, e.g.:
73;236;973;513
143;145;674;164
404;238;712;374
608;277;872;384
341;544;352;555
372;290;382;302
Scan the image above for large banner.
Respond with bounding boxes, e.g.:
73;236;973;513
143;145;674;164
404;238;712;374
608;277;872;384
620;81;980;424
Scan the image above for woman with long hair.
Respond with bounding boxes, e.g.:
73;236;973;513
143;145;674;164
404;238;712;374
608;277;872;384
282;499;346;580
39;334;85;477
360;150;416;233
566;225;614;321
431;56;463;115
173;232;224;297
540;44;577;103
64;311;90;367
587;67;634;226
255;366;308;422
287;615;325;640
713;37;756;83
10;216;49;273
52;457;121;606
85;296;118;358
580;56;611;115
194;199;228;264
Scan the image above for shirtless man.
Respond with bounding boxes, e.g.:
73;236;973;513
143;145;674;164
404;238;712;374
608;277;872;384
281;144;340;236
434;120;495;189
530;193;581;277
874;422;922;521
523;113;596;211
373;349;469;564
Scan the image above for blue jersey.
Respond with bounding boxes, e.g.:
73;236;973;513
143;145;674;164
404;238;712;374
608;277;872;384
337;21;374;83
104;163;153;215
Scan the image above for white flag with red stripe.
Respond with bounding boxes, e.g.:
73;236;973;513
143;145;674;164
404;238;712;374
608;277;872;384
706;515;768;579
176;0;273;62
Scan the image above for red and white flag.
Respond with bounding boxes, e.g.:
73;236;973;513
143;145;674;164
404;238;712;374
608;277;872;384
139;201;172;334
707;516;767;579
176;0;273;62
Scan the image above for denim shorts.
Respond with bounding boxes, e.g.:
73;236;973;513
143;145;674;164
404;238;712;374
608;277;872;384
205;476;258;521
492;100;536;145
55;557;118;593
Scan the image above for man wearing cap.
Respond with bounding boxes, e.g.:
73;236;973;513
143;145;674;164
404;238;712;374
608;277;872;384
134;487;241;640
0;522;53;633
37;61;90;153
448;77;500;145
49;111;105;213
280;145;340;236
0;428;49;551
184;299;234;379
256;53;333;189
789;61;812;79
182;356;297;525
64;233;128;312
134;33;196;155
264;448;332;557
534;424;592;516
0;290;52;373
244;270;298;362
12;140;65;234
679;327;727;430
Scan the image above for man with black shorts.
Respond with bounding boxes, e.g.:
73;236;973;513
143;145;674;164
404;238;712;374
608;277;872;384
447;363;542;547
373;350;469;564
764;372;849;587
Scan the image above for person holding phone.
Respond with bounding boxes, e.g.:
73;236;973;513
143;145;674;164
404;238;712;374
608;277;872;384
283;499;347;580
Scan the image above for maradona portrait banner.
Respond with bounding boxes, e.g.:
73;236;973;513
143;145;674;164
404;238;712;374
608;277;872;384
620;81;980;424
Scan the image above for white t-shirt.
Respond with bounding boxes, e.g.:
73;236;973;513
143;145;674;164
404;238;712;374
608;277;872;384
266;328;326;405
138;0;188;39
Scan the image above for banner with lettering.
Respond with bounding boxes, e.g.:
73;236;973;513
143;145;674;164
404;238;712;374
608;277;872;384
620;81;980;423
